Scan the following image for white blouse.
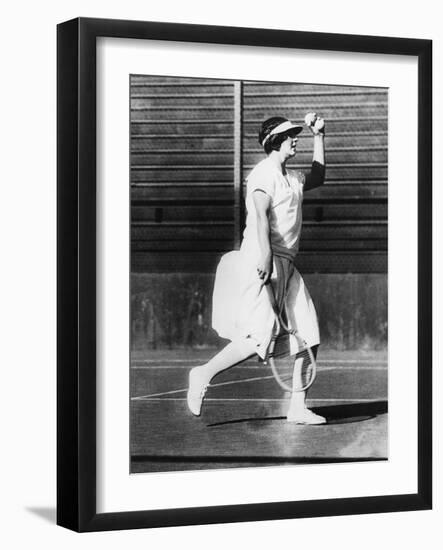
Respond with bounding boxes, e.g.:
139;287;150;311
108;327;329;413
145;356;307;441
212;158;320;354
241;157;305;256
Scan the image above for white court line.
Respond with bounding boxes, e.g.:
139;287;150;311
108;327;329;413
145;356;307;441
131;358;387;365
131;365;387;371
130;367;387;400
132;397;385;403
131;365;387;400
131;374;277;400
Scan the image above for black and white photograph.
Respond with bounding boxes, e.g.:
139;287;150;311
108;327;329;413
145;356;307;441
0;0;438;542
129;75;388;474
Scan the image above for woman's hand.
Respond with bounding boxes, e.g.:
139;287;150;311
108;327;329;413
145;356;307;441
304;112;325;136
257;253;273;285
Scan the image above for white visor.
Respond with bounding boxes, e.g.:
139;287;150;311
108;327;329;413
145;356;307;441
261;120;303;146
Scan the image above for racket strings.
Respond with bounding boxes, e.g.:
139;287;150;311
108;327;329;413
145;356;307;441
265;264;317;393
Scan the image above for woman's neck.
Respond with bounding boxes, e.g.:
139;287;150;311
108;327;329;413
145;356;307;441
268;151;288;174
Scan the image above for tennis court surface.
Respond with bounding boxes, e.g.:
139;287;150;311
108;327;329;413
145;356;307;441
130;349;387;473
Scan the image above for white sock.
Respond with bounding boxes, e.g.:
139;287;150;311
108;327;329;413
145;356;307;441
288;357;307;412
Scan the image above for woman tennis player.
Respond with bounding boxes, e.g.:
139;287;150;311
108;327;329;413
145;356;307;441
187;113;326;423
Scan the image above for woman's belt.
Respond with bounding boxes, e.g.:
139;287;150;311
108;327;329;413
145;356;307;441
269;245;296;319
271;244;297;263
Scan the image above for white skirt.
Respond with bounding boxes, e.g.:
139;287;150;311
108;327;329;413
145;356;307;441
212;250;320;359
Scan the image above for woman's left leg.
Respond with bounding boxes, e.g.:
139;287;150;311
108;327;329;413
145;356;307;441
187;337;257;416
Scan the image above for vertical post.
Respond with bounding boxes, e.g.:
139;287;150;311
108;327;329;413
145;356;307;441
233;80;243;249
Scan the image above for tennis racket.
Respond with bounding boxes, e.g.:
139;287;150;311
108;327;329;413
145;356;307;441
264;283;317;393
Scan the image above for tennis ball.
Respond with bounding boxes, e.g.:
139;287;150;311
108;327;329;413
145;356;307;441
304;112;317;126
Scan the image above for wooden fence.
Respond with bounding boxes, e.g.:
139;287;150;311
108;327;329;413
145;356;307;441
130;75;387;274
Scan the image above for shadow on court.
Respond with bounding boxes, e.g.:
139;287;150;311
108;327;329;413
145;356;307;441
130;349;388;472
207;400;388;427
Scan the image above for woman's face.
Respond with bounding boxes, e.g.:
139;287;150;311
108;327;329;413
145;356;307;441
279;132;298;159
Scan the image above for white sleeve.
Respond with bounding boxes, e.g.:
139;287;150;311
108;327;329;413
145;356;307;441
246;165;275;198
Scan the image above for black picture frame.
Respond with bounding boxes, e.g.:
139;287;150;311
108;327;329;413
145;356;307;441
57;17;432;532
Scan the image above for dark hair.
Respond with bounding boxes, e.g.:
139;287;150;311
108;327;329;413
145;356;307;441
259;116;294;155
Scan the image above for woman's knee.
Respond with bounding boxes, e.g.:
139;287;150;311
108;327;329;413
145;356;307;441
233;336;257;357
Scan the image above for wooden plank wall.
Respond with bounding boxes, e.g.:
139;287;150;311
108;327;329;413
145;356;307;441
131;75;387;273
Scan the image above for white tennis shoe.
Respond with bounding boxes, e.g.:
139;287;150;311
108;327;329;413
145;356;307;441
187;367;209;416
286;407;326;424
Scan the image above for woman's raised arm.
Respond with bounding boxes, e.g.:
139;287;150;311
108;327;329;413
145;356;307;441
304;113;326;192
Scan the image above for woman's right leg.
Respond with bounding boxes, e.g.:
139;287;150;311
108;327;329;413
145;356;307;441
187;338;257;416
286;345;326;424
